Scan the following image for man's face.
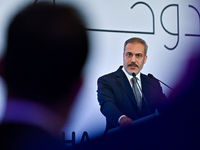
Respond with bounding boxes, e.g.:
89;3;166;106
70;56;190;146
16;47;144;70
123;43;147;75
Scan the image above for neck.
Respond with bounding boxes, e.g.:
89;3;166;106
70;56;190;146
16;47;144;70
2;98;65;138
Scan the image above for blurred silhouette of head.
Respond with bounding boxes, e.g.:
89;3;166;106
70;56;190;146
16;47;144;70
3;2;88;108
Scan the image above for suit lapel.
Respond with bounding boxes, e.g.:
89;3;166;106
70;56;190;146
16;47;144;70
114;67;138;107
141;74;149;99
141;74;146;94
141;74;153;114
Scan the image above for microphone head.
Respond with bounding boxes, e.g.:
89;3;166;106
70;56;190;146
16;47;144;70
132;72;136;77
148;73;154;78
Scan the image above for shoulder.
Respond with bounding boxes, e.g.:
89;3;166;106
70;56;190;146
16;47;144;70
0;123;65;150
98;66;123;81
98;72;115;81
141;73;160;87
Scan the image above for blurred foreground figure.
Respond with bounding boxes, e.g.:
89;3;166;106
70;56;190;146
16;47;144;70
75;53;200;149
0;2;88;150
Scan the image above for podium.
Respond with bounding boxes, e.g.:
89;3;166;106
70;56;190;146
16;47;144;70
107;113;160;134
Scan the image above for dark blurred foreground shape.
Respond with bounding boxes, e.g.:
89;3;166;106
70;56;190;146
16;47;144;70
74;53;200;150
0;2;88;150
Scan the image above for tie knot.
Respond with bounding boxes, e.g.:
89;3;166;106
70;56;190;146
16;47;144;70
132;76;137;83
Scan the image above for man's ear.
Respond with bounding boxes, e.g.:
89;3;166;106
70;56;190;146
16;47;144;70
56;77;83;108
0;58;5;79
55;77;83;123
144;55;147;64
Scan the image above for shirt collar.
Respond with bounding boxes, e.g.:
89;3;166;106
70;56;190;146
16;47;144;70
122;67;141;82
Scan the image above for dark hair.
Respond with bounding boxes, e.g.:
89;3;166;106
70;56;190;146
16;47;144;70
124;37;148;55
4;2;88;105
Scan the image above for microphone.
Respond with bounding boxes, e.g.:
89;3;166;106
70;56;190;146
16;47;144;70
132;73;152;114
132;72;136;77
148;73;173;90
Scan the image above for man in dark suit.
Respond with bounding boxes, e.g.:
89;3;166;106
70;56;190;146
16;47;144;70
0;2;88;150
75;50;200;150
97;37;168;133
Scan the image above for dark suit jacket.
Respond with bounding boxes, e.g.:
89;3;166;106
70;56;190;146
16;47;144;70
97;66;168;132
0;123;66;150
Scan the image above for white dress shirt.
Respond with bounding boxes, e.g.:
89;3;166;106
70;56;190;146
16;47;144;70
122;67;142;96
118;67;143;123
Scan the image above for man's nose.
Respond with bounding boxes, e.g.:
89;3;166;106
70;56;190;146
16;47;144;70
131;55;136;62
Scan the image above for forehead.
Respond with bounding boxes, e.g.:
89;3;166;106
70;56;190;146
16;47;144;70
124;43;145;54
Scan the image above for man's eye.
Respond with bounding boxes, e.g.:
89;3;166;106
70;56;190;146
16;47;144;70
136;54;142;57
126;53;132;57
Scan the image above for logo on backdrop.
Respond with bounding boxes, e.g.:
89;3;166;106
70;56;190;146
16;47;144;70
34;0;200;50
87;2;200;50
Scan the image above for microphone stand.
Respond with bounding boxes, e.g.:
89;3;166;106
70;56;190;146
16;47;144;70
148;73;173;90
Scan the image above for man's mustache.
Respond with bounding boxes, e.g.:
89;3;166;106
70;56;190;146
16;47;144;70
128;63;138;68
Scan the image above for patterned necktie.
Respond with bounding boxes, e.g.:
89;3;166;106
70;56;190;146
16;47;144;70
132;77;142;111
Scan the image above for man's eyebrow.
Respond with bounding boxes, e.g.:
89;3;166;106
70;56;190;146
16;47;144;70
135;53;142;55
